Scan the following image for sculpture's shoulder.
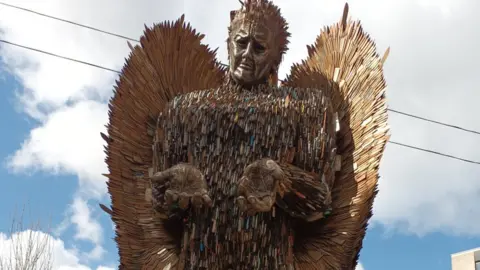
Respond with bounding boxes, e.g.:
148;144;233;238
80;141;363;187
169;87;231;107
164;85;332;114
266;86;332;101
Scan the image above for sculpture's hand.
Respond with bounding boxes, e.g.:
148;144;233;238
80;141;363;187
275;163;332;222
236;159;285;215
151;164;212;211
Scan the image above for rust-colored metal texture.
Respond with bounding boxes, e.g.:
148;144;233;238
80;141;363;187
104;2;389;269
104;15;226;269
153;85;336;269
283;4;390;269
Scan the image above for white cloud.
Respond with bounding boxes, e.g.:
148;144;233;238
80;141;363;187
0;230;113;270
362;0;480;236
7;100;108;198
69;197;104;260
4;101;107;257
0;0;480;264
96;267;115;270
356;263;365;270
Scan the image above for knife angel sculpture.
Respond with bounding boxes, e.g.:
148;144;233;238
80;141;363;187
102;1;390;269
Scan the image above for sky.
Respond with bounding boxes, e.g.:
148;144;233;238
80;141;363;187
0;0;479;269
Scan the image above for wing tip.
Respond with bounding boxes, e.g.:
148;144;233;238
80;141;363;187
99;203;113;216
381;46;391;65
341;2;349;28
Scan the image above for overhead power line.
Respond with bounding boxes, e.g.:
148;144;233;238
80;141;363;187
2;37;480;136
0;39;121;74
388;109;480;136
389;141;480;165
0;3;479;165
1;40;479;166
0;1;140;43
3;0;480;136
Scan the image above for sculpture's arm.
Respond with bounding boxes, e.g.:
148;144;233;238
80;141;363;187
150;112;212;220
236;159;332;222
147;112;213;270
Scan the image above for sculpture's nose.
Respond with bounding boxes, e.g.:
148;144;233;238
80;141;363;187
242;41;254;59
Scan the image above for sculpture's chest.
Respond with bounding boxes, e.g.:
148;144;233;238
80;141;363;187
160;87;335;166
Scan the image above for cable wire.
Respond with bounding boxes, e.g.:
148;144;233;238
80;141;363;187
387;108;480;135
3;0;480;135
0;1;140;43
0;5;479;165
3;35;479;137
1;39;479;166
0;39;121;74
388;141;480;165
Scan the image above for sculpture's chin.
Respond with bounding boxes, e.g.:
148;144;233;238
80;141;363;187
232;68;262;87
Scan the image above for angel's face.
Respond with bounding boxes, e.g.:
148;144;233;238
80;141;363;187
229;22;275;87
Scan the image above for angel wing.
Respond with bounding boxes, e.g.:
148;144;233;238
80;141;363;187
103;15;226;269
283;4;390;270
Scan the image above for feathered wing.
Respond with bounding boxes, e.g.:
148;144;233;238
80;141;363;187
283;4;390;270
104;15;226;269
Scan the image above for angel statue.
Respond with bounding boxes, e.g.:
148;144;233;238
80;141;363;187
101;0;390;269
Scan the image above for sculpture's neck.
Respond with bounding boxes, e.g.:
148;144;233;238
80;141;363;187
225;73;271;92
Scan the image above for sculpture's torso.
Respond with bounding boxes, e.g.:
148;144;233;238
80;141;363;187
156;85;336;269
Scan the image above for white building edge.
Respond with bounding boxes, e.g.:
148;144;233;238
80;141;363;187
451;247;480;270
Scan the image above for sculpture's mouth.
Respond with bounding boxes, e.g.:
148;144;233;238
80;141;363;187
238;59;254;72
239;62;253;70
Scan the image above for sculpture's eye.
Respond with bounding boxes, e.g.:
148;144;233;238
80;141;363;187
254;42;266;53
236;38;248;48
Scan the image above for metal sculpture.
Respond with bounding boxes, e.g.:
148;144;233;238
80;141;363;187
102;1;390;269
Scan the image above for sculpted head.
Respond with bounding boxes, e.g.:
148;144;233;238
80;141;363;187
227;0;290;87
